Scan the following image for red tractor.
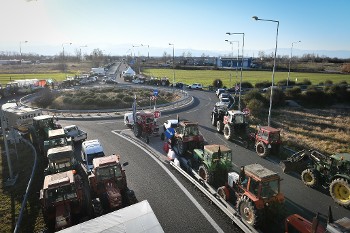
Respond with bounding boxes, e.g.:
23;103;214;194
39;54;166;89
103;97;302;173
39;170;92;231
133;111;159;143
217;164;285;227
88;154;137;216
173;120;205;155
249;126;282;158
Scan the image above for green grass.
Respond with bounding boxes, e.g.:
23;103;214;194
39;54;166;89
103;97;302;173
0;73;75;85
143;69;350;87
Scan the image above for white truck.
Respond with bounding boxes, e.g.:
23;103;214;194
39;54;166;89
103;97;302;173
63;125;87;143
81;139;105;172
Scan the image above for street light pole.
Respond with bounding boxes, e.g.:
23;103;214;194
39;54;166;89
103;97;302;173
287;40;301;87
141;44;150;60
226;32;245;111
169;43;175;86
252;16;279;127
79;45;87;62
225;40;239;90
62;42;72;73
19;40;28;76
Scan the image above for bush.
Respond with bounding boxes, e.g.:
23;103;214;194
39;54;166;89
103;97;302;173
297;79;312;85
247;99;265;117
244;89;266;104
324;80;333;85
264;87;285;107
34;88;54;108
255;81;272;89
240;81;253;89
63;96;73;104
83;98;95;105
285;87;302;99
212;79;223;88
341;63;350;73
301;88;330;106
123;96;134;103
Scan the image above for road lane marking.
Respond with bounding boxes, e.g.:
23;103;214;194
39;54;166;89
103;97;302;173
111;130;224;233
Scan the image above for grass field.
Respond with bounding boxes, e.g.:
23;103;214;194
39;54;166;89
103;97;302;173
143;69;350;87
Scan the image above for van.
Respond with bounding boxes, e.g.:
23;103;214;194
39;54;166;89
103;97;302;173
81;139;105;172
124;112;134;128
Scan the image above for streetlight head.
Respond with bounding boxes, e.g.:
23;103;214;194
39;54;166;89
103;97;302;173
25;40;28;43
226;32;231;35
225;39;229;42
252;16;259;20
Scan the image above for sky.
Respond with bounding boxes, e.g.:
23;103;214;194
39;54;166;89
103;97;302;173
1;0;350;58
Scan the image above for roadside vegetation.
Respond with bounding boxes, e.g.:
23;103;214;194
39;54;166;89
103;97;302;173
32;87;180;110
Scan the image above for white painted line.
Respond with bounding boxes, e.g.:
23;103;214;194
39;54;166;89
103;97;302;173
111;130;224;233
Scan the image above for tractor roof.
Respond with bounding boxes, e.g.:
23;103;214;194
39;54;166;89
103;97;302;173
228;110;244;115
33;115;53;121
330;153;350;162
48;128;66;139
245;164;279;181
93;154;120;168
47;145;74;155
136;111;154;117
204;144;231;154
179;121;198;127
259;126;280;133
44;170;75;190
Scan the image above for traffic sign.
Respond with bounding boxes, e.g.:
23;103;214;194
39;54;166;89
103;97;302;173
154;110;161;118
153;89;159;96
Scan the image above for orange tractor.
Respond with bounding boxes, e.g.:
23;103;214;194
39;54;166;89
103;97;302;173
88;154;137;216
39;170;92;231
133;111;159;143
217;163;285;227
249;126;282;157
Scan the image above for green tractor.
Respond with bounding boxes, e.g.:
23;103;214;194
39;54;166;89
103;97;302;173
43;128;73;156
28;115;61;154
281;150;350;208
193;144;232;185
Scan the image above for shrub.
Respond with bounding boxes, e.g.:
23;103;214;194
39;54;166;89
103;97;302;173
244;89;266;104
324;80;333;85
63;96;73;104
255;81;272;89
240;81;253;89
247;99;265;117
83;98;95;105
34;88;54;108
264;87;285;107
341;63;350;73
301;88;330;106
117;93;125;99
212;79;223;88
297;79;312;85
285;87;302;99
123;96;134;103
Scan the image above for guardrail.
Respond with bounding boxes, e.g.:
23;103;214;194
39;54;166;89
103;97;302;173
13;138;38;233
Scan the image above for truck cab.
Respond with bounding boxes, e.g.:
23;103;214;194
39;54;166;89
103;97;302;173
81;139;105;172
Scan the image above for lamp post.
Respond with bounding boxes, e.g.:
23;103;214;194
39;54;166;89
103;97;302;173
225;40;239;90
79;45;87;62
19;40;28;76
169;43;175;86
132;44;142;73
287;40;301;87
141;44;150;60
226;32;245;111
62;42;72;73
252;16;279;127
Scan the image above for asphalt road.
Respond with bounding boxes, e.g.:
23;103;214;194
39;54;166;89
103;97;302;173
58;86;350;233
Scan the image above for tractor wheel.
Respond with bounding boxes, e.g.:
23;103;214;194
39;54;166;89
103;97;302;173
198;164;213;184
301;169;318;188
223;124;233;140
256;142;268;158
126;189;138;206
217;186;229;201
133;124;142;138
92;198;104;217
216;120;223;133
329;178;350;208
177;139;187;155
236;195;260;227
211;114;217;126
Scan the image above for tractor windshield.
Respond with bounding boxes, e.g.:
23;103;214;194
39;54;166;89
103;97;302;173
260;180;279;199
184;125;199;136
234;114;245;124
47;184;77;203
269;132;280;142
96;165;122;180
50;159;73;173
220;150;232;162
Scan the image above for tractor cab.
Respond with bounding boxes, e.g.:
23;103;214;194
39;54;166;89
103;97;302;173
46;145;77;174
241;164;284;203
175;121;200;137
224;110;247;125
256;126;281;144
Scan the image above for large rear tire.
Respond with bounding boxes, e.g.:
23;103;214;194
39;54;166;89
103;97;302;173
177;139;187;155
237;195;260;227
301;169;318;188
92;198;104;217
256;142;268;158
223;124;233;140
216;120;223;133
133;124;142;138
211;114;217;126
198;164;213;184
329;178;350;208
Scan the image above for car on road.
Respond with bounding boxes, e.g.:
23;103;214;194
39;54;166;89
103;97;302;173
216;88;225;97
219;93;231;101
189;83;203;90
216;97;231;107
